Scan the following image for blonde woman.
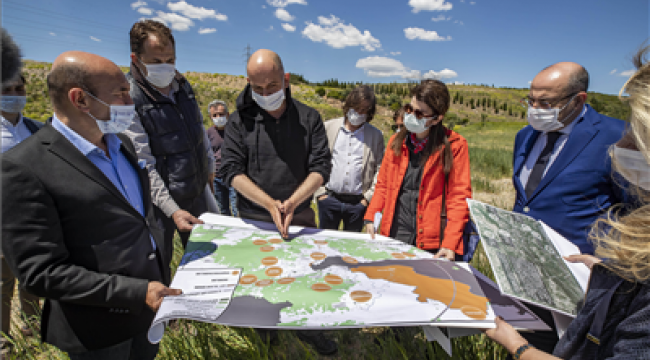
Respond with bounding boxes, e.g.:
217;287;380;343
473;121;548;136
485;46;650;360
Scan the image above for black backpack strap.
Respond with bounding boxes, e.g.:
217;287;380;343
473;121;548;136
439;141;451;249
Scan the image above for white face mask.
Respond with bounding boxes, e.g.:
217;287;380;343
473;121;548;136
251;81;286;112
347;109;367;126
612;145;650;191
85;91;136;134
1;95;27;113
527;94;578;132
139;59;176;89
213;116;227;127
403;112;433;135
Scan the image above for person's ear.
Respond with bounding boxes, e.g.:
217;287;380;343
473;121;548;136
578;92;587;105
68;88;90;112
284;73;290;88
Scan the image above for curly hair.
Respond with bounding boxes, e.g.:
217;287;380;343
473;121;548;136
2;28;22;85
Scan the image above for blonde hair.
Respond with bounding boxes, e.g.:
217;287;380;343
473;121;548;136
592;43;650;282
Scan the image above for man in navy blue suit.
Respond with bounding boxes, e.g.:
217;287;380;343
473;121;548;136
510;62;625;356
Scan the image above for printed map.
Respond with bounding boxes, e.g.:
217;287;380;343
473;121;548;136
467;199;584;316
163;214;545;330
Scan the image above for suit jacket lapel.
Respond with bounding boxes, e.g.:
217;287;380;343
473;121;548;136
514;129;539;196
45;127;134;209
528;115;598;202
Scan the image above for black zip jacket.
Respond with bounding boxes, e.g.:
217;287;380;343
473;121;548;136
218;84;331;217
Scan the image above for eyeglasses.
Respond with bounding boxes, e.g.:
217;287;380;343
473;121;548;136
521;93;578;109
404;104;435;120
391;124;405;132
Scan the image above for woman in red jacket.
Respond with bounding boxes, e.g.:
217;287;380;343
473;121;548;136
364;80;472;260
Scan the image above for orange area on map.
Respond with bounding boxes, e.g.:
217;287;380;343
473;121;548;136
324;275;343;285
311;283;332;292
278;277;296;284
240;275;257;284
256;279;274;287
253;239;268;245
350;290;372;302
342;256;358;264
269;238;284;244
402;252;416;258
261;257;278;266
265;267;283;277
391;253;406;259
314;240;328;245
310;252;327;260
232;270;240;275
260;246;274;252
351;265;488;320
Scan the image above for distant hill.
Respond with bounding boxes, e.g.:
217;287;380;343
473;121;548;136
21;60;630;136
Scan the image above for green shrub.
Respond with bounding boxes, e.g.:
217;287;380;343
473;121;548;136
315;87;326;97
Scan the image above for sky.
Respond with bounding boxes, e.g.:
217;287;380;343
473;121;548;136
2;0;649;95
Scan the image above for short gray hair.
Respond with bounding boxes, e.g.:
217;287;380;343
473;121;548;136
208;99;228;113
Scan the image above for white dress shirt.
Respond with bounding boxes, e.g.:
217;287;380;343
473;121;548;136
326;123;365;195
1;114;32;153
519;105;587;188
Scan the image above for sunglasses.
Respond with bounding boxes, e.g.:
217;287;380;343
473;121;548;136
403;103;435;120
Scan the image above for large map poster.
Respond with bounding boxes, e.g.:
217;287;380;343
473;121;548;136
148;214;547;343
467;199;584;317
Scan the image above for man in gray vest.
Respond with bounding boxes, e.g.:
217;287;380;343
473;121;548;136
124;20;215;251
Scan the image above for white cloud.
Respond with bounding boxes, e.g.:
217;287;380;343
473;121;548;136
390;51;401;55
409;0;452;13
262;5;266;8
453;20;464;25
356;56;457;80
137;7;154;15
431;15;449;21
167;1;227;21
281;23;296;32
266;25;274;31
620;70;636;77
49;32;56;36
275;8;295;22
302;15;381;51
404;27;451;41
90;36;102;42
422;68;458;79
267;0;307;7
131;1;147;9
151;11;194;31
470;1;476;4
610;69;617;75
449;81;464;85
198;27;216;34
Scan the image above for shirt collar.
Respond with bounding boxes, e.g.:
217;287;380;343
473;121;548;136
51;113;121;156
1;113;24;127
340;119;365;135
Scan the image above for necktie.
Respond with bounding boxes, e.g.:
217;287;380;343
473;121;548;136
525;132;561;199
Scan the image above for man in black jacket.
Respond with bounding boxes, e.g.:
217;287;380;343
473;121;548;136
1;51;180;360
218;49;336;355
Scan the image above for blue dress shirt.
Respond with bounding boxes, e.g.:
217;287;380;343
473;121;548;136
52;115;156;250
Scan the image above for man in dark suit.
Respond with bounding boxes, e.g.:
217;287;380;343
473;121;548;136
1;51;180;360
510;62;625;356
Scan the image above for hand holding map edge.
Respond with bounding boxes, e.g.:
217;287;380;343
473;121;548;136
146;281;182;312
172;209;204;232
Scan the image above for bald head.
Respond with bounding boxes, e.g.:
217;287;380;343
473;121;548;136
247;49;284;78
48;51;124;110
533;62;589;96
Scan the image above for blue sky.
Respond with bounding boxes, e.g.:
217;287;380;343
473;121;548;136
2;0;648;94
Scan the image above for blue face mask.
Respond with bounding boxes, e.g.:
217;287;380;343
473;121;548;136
84;91;136;134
